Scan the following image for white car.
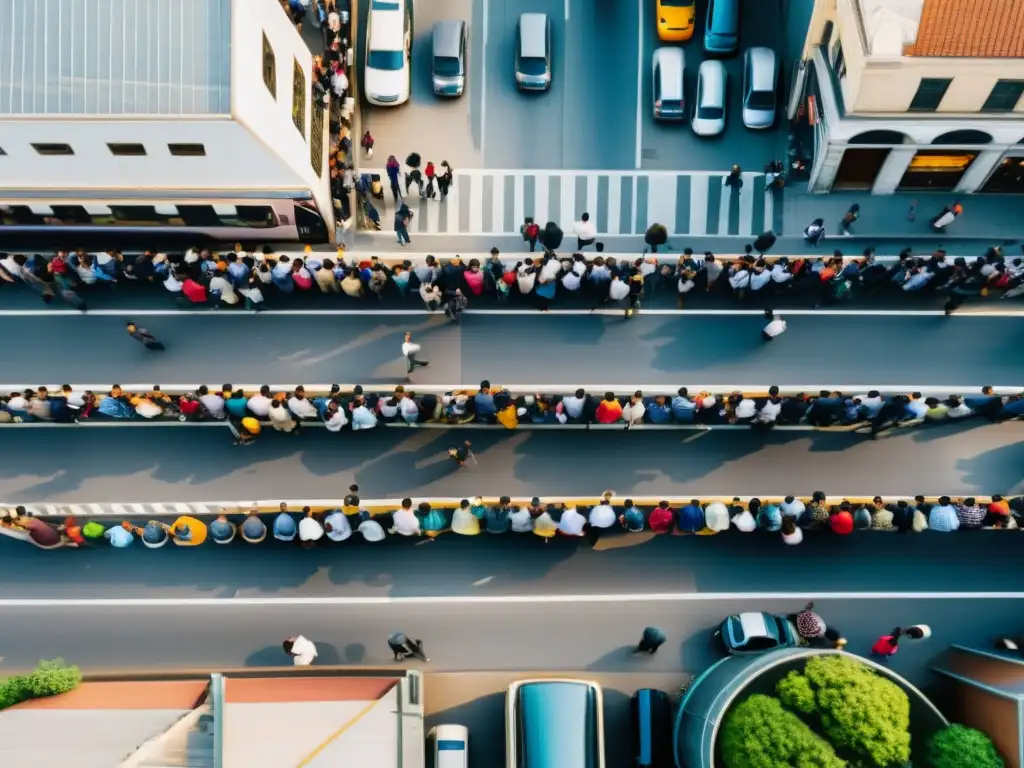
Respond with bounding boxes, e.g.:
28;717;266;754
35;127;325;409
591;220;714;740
691;59;727;136
364;0;412;106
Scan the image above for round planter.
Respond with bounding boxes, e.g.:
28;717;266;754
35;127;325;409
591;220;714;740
673;647;949;768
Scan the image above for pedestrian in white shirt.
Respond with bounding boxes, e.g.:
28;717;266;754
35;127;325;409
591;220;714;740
399;393;421;424
391;499;422;536
298;507;325;544
771;260;794;285
588;496;617;528
749;265;771;292
288;386;319;420
781;517;803;545
197;386;226;418
623;392;646;427
209;272;239;306
607;275;630;302
246;386;273;418
734;397;757;421
780;496;805;518
351;403;378;430
574;212;597;250
558;505;587;537
283;635;318;666
324;401;349;432
517;262;537;294
755;396;782;424
324;510;353;541
509;506;534;533
732;506;757;532
402;332;430;375
762;309;786;341
729;268;750;293
561;389;588;421
269;399;298;432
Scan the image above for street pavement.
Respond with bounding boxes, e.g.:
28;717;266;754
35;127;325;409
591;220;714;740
1;423;1020;503
1;593;1021;690
4;313;1020;386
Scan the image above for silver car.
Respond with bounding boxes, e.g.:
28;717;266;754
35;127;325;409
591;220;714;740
742;47;778;129
691;59;726;136
652;47;685;121
515;13;551;91
432;20;467;97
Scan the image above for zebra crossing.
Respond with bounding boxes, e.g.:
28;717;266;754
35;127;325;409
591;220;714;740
19;502;225;518
370;169;784;238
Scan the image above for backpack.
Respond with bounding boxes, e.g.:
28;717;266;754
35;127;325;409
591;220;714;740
831;278;853;301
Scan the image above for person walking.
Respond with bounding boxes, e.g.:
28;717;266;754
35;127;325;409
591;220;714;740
762;309;786;341
395;204;413;247
633;626;667;655
839;203;860;236
401;332;430;376
931;202;962;230
521;218;540;252
724;164;743;188
126;321;165;351
803;218;825;245
905;624;932;640
386;154;402;203
447;440;473;468
794;602;827;642
871;628;902;659
283;635;318;666
573;212;597;251
437;161;454;202
424;161;437;199
389;632;429;662
445;288;468;324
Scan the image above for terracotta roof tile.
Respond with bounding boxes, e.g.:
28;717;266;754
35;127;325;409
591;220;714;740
225;676;397;704
12;680;208;710
904;0;1024;57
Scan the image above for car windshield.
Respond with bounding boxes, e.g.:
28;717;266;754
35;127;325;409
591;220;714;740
661;0;694;5
744;636;778;651
747;90;776;110
434;56;461;77
519;56;547;76
368;49;404;71
698;105;724;119
660;99;683;112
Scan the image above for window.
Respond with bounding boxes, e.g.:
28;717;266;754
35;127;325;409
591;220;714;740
168;143;206;156
908;78;952;112
262;32;276;99
981;80;1024;113
107;143;146;156
310;100;325;176
292;58;306;139
833;44;846;80
32;143;74;156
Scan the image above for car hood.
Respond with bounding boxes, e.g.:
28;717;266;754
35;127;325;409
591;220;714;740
692;116;724;135
742;106;774;127
365;65;408;97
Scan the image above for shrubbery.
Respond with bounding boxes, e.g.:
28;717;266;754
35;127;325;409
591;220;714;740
0;659;81;710
720;694;846;768
777;655;911;767
926;725;1004;768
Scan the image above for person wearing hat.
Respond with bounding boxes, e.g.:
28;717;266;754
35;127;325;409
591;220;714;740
905;625;932;640
209;513;237;545
241;509;268;544
324;509;353;542
169;515;207;547
234;416;262;446
633;626;667;655
794;603;827;642
273;505;298;542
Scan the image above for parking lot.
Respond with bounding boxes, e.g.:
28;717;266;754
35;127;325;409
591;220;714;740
356;0;805;174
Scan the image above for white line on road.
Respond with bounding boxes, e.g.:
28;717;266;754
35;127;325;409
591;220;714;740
2;592;1024;609
564;0;570;21
480;0;488;157
2;309;1020;317
634;0;644;169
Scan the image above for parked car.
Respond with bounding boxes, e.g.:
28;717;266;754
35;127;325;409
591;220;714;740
703;0;739;56
742;47;778;129
691;59;727;136
630;688;674;768
515;13;552;91
652;47;685;121
656;0;696;42
432;20;467;97
716;612;799;655
364;0;412;106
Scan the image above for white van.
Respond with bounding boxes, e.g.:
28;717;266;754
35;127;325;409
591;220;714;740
427;723;469;768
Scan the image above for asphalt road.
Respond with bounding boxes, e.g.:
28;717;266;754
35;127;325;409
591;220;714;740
1;422;1020;503
1;595;1020;689
5;314;1022;386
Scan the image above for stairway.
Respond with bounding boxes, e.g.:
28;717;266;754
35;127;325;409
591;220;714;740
128;704;216;768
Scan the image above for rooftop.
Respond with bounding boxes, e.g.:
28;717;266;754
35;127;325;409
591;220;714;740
0;0;233;117
904;0;1024;58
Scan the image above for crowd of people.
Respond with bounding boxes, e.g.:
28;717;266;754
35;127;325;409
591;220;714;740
4;491;1022;550
3;242;1022;313
2;383;1021;437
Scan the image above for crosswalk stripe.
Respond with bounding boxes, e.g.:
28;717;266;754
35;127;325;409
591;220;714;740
446;175;460;233
492;173;505;234
608;175;622;234
739;178;755;236
560;174;575;229
690;175;708;235
110;504;127;517
647;175;675;236
534;172;550;226
513;174;525;231
717;181;731;236
586;175;598;224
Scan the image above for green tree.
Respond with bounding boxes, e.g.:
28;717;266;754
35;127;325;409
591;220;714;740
776;656;911;767
721;694;847;768
0;659;81;710
926;725;1003;768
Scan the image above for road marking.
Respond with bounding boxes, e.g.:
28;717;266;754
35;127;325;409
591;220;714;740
634;0;644;169
480;0;489;157
2;592;1024;609
1;308;1019;318
472;576;496;587
564;0;570;21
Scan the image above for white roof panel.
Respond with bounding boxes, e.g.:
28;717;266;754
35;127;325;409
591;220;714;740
0;0;232;116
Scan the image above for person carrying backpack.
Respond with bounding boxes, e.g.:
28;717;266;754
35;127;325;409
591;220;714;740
520;218;540;252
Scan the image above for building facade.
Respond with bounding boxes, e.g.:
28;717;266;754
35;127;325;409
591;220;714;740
0;0;333;237
790;0;1024;195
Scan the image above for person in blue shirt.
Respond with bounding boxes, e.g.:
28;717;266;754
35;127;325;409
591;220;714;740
225;390;249;420
96;388;134;419
928;497;960;532
209;514;237;544
474;381;498;422
484;498;512;534
997;396;1024;421
619;500;645;532
671;387;696;423
105;524;135;548
757;502;783;532
273;506;298;542
677;500;705;533
646;396;673;424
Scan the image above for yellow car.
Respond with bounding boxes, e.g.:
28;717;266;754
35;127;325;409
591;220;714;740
657;0;696;42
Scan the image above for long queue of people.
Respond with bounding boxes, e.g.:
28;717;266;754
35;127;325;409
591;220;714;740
2;243;1022;312
4;492;1022;550
2;383;1022;437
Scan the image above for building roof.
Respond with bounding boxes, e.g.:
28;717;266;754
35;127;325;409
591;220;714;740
904;0;1024;58
0;0;233;116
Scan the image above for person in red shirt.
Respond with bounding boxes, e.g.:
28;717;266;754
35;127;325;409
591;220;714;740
648;502;675;534
829;502;855;535
595;393;623;424
181;277;208;305
177;393;202;420
871;628;902;658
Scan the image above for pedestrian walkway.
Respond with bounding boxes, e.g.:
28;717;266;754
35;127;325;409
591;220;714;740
372;170;785;238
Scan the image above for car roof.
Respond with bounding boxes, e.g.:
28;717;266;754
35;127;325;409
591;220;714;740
746;47;777;90
737;612;771;638
697;60;726;107
653;47;684;99
433;20;464;58
519;13;548;59
369;5;404;52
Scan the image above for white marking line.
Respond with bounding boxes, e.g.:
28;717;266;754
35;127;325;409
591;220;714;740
560;172;575;227
647;174;676;233
3;592;1024;609
586;174;598;225
513;173;525;228
634;0;644;170
763;183;774;233
5;308;1020;318
534;172;549;224
608;174;622;234
446;171;460;232
480;0;489;158
739;179;755;236
564;0;570;21
718;178;731;235
690;174;709;235
468;172;484;232
492;172;505;233
472;576;496;587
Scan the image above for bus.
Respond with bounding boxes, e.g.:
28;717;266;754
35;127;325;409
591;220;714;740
0;190;331;249
506;678;605;768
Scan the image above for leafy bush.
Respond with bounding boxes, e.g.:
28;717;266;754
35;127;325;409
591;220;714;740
0;659;81;710
776;655;911;767
926;725;1003;768
720;693;846;768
